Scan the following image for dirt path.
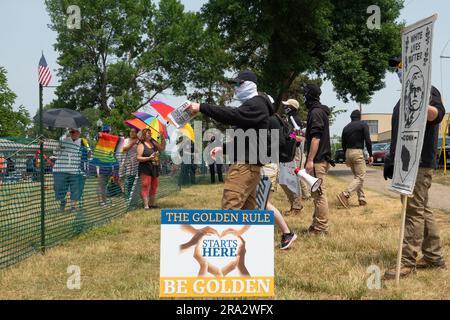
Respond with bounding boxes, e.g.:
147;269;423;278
330;164;450;213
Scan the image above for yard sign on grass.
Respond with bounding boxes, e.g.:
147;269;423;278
160;209;274;298
391;14;437;195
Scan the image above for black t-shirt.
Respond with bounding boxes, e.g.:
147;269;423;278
342;120;373;156
390;86;446;169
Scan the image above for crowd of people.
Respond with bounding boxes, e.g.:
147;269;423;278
35;124;169;212
2;57;446;282
187;60;447;279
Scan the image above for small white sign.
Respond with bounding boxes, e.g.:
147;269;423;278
279;161;300;196
168;101;196;129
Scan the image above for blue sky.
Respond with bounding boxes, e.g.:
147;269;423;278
1;0;449;136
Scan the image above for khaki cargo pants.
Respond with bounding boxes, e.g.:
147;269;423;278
344;149;366;201
222;163;261;210
296;148;312;199
311;161;330;232
402;168;445;266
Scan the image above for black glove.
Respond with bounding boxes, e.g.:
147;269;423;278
383;154;394;180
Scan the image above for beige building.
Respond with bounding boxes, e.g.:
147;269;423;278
361;113;450;143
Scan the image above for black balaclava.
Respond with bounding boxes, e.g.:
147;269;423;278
303;83;322;109
350;110;361;121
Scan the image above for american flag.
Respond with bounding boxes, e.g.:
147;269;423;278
38;53;52;86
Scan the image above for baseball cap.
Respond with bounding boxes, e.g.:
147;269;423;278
282;99;300;110
69;128;81;133
102;125;111;133
227;70;258;85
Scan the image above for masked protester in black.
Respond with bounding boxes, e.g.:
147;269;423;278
383;57;447;280
303;83;332;235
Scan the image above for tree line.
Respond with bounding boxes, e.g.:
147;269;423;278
0;0;403;137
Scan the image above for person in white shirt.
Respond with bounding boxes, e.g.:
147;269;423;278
52;128;85;212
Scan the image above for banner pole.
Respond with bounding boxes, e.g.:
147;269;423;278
444;114;449;175
39;83;46;255
395;194;408;285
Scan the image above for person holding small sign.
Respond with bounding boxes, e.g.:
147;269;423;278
384;57;447;279
187;70;275;210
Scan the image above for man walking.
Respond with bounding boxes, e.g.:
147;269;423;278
337;110;373;208
188;70;275;210
303;83;332;235
384;57;447;279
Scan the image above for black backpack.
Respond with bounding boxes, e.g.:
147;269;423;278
269;114;298;163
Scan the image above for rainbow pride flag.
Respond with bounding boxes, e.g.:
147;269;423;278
92;132;120;165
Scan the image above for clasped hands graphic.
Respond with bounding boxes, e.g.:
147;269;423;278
180;225;250;277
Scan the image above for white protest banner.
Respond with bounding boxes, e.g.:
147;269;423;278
160;209;274;298
391;14;437;195
279;161;300;196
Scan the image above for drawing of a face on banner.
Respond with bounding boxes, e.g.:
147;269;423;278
404;66;425;128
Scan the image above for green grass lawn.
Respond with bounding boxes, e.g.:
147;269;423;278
0;175;449;299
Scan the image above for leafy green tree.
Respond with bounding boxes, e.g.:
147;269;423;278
323;0;403;103
331;134;343;155
187;27;235;132
201;0;403;109
0;67;31;137
45;0;207;119
284;75;345;127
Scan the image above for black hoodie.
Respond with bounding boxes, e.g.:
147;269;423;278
200;95;276;165
305;101;332;163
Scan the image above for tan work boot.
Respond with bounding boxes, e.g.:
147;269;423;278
384;265;416;280
283;206;303;216
336;192;350;209
301;226;328;236
359;199;367;206
416;258;447;270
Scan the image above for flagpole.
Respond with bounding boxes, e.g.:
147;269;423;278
39;82;46;254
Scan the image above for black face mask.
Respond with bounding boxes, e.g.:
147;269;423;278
284;106;296;115
304;92;320;110
304;96;313;109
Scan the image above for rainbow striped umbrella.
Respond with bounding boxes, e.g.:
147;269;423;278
132;112;169;140
123;119;162;143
